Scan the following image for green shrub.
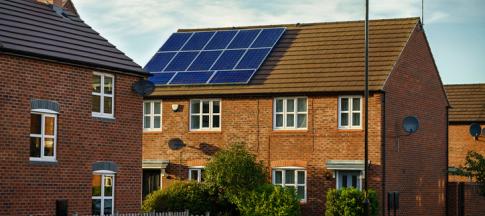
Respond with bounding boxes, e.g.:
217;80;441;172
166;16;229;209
232;184;301;216
142;181;212;214
464;151;485;196
325;188;378;216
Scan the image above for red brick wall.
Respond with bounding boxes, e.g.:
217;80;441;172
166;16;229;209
448;124;485;182
143;94;384;216
0;54;143;215
383;25;448;215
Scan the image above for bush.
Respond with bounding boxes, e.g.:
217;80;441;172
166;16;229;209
325;188;378;216
142;181;212;214
232;184;301;216
464;151;485;196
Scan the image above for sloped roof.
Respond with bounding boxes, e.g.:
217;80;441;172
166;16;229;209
0;0;146;75
150;17;419;96
445;84;485;122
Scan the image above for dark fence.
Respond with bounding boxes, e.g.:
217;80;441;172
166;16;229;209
448;182;485;216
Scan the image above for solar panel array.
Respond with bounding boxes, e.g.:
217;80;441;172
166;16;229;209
145;27;286;85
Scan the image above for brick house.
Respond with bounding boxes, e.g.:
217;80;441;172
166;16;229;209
142;17;448;215
0;0;147;215
445;84;485;216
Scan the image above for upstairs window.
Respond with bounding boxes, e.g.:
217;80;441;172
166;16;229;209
274;97;307;130
338;96;361;129
30;112;57;161
143;101;162;131
92;72;114;118
190;99;221;131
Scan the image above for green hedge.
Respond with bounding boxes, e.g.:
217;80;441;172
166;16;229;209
325;188;378;216
142;181;212;214
231;184;301;216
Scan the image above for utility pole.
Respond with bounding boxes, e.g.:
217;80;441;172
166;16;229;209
364;0;370;215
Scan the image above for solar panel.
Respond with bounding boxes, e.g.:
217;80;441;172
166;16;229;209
146;27;285;85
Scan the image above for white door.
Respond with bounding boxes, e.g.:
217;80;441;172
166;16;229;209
336;171;362;189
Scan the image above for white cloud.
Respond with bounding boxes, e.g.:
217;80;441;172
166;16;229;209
72;0;455;65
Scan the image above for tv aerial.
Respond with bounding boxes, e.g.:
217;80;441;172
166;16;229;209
132;79;155;96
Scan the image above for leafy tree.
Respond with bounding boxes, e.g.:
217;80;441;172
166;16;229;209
325;188;378;216
464;150;485;196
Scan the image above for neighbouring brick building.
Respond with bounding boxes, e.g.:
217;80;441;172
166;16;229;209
445;84;485;216
0;0;147;215
142;17;448;215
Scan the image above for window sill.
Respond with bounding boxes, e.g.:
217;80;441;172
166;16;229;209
189;130;222;134
337;128;363;132
92;115;116;122
30;158;58;165
272;129;308;133
143;130;163;134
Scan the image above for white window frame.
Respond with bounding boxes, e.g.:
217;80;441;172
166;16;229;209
92;171;115;216
188;166;205;182
336;170;363;190
273;97;308;130
189;99;221;131
143;101;162;132
338;96;362;129
92;72;115;118
30;111;57;162
272;167;307;203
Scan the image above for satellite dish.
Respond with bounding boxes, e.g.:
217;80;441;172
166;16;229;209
402;116;419;134
469;123;481;137
132;79;155;96
168;138;185;150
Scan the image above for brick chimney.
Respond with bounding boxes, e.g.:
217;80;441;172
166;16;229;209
36;0;63;7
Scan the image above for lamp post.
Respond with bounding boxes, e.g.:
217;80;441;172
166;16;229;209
364;0;370;215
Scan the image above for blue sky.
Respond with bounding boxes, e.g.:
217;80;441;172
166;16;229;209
72;0;485;84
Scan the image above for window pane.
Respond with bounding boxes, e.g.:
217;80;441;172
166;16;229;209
104;199;113;215
352;175;357;188
104;176;113;196
297;171;305;184
92;95;101;113
30;114;41;134
274;171;282;184
92;199;101;215
92;175;102;196
191;101;200;114
30;137;41;157
92;75;101;93
297;114;307;128
202;101;210;113
297;98;307;112
341;113;349;126
44;116;55;136
342;175;348;188
341;98;349;111
297;186;305;200
285;170;295;184
154;116;161;128
144;116;151;129
190;170;199;181
44;138;54;156
275;114;283;127
191;116;200;129
287;99;295;112
213;115;220;128
103;97;113;114
202;115;210;128
352;113;360;126
201;170;205;182
213;101;220;114
276;99;283;112
154;102;161;114
352;98;361;111
144;102;151;114
286;114;294;127
104;76;113;94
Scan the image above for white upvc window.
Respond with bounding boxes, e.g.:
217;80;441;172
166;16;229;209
92;172;115;216
336;170;362;190
272;168;307;202
190;99;221;131
188;167;205;182
30;112;57;162
338;96;362;129
92;72;114;118
274;97;308;130
143;101;162;131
